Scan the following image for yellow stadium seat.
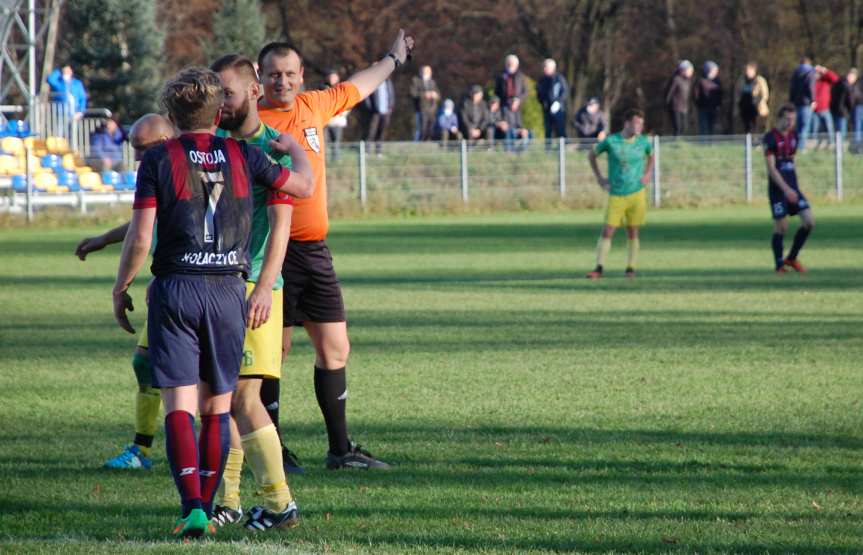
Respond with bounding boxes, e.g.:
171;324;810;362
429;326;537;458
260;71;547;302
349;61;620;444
75;166;93;174
35;172;58;190
62;153;76;170
79;171;102;190
46;136;70;154
1;137;24;156
0;155;18;174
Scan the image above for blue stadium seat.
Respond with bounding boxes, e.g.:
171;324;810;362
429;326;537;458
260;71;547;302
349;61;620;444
57;170;79;191
122;171;137;190
41;154;60;170
11;174;27;193
101;170;120;187
7;120;31;138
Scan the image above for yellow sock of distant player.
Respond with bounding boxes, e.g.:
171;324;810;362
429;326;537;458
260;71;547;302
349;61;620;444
627;237;640;269
241;424;293;511
596;237;612;267
134;387;161;457
215;447;244;510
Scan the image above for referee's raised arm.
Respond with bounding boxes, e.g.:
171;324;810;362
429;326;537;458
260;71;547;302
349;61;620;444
346;29;415;100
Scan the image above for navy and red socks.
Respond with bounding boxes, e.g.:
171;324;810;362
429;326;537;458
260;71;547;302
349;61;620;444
165;410;202;518
198;413;230;518
314;366;351;456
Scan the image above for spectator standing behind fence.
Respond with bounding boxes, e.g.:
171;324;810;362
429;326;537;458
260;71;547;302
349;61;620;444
536;58;568;145
363;77;395;156
322;70;349;161
789;57;817;150
410;65;440;141
495;55;527;113
436;99;461;146
573;97;608;141
811;65;838;148
503;97;531;151
88;118;126;171
47;65;87;120
693;61;722;136
460;85;491;144
736;62;770;133
830;68;857;144
666;60;693;136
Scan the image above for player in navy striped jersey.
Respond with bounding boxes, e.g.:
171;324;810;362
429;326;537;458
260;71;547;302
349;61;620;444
763;103;815;273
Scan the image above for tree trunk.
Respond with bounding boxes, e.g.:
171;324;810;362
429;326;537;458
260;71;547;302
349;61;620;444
665;0;679;62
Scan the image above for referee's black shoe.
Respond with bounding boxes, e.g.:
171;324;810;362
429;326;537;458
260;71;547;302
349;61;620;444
282;444;304;474
325;441;391;470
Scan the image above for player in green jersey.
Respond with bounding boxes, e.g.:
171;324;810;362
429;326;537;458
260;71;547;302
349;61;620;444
586;108;654;279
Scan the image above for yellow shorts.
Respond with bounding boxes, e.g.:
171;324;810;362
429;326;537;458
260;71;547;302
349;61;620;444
137;320;148;349
605;189;647;228
241;284;283;379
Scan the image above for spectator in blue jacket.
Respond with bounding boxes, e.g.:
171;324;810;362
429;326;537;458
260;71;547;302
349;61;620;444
536;58;568;145
436;99;462;146
789;57;817;150
47;65;87;119
88;118;126;170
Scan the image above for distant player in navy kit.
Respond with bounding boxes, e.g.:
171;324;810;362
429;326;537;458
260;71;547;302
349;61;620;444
112;67;299;539
763;103;815;273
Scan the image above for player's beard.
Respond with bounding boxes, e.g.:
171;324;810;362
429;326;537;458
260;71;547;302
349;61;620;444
218;95;250;132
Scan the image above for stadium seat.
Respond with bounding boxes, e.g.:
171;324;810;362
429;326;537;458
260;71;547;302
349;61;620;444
46;136;70;154
7;120;31;138
41;154;61;170
35;172;59;191
78;171;103;191
11;174;27;193
0;154;20;175
101;170;120;187
1;137;23;156
122;171;137;190
61;153;77;171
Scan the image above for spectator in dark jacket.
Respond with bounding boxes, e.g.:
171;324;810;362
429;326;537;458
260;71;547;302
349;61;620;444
811;65;839;147
573;97;608;140
410;65;440;141
853;73;863;150
495;54;527;113
830;69;858;142
89;118;126;171
460;85;491;143
666;60;694;135
436;98;462;146
363;77;395;155
693;60;723;136
536;58;568;144
502;97;531;152
487;96;508;145
789;57;817;149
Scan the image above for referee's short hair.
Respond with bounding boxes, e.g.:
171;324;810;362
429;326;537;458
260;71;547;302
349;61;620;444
258;42;303;71
161;67;224;131
211;54;259;83
623;108;645;122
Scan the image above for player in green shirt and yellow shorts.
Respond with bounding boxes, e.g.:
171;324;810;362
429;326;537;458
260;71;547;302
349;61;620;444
586;108;654;279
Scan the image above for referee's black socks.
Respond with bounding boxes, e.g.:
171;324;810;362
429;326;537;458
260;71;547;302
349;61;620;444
314;366;351;456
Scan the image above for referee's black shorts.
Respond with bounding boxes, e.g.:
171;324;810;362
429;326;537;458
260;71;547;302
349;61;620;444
282;240;346;327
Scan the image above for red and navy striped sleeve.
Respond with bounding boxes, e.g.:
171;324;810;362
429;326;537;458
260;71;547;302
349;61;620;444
245;143;292;193
132;150;158;209
762;131;777;157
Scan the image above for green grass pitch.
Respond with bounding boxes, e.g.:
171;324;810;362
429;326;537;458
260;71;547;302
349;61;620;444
1;203;861;553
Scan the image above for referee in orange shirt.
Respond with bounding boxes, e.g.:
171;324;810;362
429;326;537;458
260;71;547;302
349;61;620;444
257;30;414;470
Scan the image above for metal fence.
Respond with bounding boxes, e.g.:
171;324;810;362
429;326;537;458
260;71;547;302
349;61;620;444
2;132;859;220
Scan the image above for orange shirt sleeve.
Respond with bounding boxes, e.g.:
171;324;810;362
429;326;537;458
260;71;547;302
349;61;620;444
303;82;361;123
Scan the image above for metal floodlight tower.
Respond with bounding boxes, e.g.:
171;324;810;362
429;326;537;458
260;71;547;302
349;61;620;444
0;0;56;121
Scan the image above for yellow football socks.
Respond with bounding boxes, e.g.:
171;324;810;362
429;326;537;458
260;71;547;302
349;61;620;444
134;387;161;457
627;237;640;269
241;424;293;512
215;447;244;511
596;237;612;267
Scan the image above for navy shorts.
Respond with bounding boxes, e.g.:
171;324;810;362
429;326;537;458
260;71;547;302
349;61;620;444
769;174;809;220
147;274;247;394
282;240;346;326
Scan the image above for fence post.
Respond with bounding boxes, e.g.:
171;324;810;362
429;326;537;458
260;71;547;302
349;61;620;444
460;139;469;203
744;133;753;203
358;141;367;207
558;136;566;198
834;131;843;200
24;144;33;223
652;135;661;208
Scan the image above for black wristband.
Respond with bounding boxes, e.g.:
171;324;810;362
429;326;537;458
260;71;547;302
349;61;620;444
386;52;401;69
